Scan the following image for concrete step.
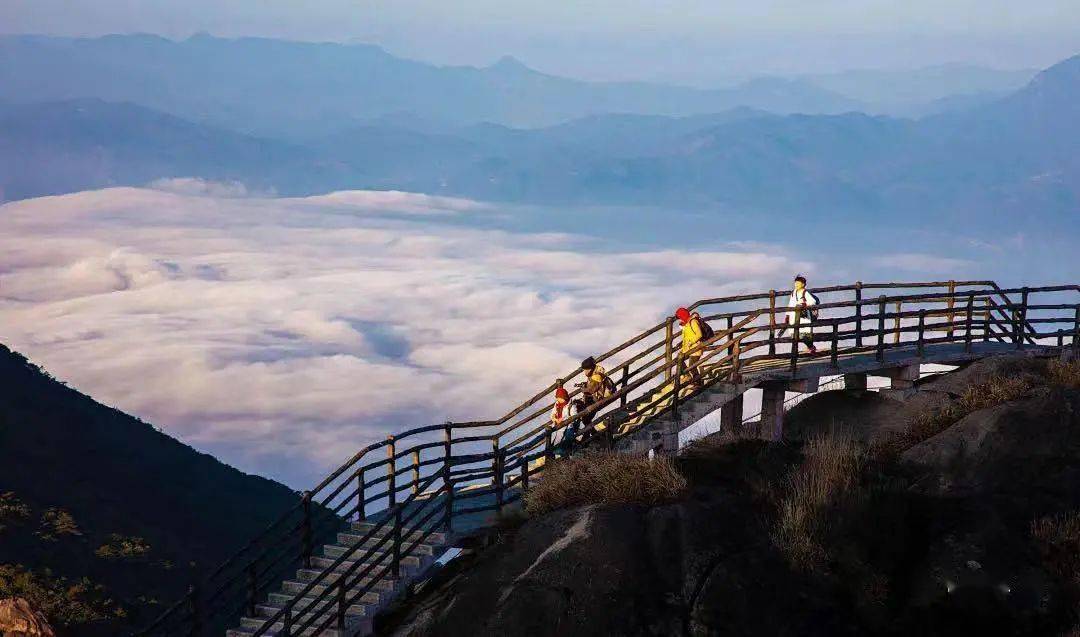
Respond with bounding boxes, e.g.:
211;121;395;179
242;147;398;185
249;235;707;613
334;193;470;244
232;612;370;637
311;553;430;577
288;572;398;592
265;589;384;612
320;545;430;569
335;532;441;555
349;522;448;546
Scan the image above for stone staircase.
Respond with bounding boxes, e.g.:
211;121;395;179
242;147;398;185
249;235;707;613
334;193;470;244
615;380;750;454
226;522;449;637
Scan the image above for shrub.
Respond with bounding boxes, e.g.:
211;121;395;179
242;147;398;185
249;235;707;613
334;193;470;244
0;492;31;531
95;534;151;560
908;375;1033;445
0;564;117;627
35;508;80;541
773;432;867;570
524;452;687;516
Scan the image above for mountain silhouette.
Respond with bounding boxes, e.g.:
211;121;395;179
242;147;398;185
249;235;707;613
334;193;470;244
0;343;301;635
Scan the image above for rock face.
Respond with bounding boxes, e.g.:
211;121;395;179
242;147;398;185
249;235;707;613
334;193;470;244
0;598;55;637
385;354;1080;637
387;442;857;637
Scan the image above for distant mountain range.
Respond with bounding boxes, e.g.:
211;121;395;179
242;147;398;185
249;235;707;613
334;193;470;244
0;34;865;138
0;33;1076;227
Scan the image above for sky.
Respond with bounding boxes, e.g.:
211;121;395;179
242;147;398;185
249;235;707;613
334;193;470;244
3;1;1079;83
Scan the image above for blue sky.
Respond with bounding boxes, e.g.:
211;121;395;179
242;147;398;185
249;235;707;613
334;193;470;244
3;1;1079;83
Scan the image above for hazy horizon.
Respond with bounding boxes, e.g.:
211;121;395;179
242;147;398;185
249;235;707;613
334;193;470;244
3;1;1078;84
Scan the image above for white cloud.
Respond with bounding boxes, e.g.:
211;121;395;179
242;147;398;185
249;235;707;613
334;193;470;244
0;187;807;486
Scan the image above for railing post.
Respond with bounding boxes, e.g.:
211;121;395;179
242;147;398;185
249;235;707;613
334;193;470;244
964;293;975;353
946;279;956;338
387;437;397;512
392;506;402;577
544;425;554;464
790;308;801;373
187;584;201;637
893;301;902;344
876;296;886;362
301;491;313;569
336;570;347;629
1073;306;1080;352
1019;287;1030;349
769;290;777;355
830;322;839;369
854;281;863;348
1012;305;1021;349
620;366;629;408
982;298;992;343
664;317;674;382
917;309;926;358
493;437;504;513
443;424;454;532
282;602;292;637
731;341;742;382
411;449;421;496
672;356;683;422
521;456;530;492
246;560;257;618
357;470;366;522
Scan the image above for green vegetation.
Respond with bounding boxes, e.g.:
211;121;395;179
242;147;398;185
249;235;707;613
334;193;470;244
35;508;81;541
524;452;687;516
95;534;152;561
0;564;119;627
0;492;31;531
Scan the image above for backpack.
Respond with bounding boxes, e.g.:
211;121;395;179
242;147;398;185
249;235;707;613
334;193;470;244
694;315;715;341
797;290;820;322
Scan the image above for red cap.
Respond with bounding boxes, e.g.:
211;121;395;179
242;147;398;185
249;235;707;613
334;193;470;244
675;307;691;324
555;387;569;402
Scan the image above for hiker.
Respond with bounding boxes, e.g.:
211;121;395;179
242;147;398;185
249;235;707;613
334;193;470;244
782;275;819;354
551;380;571;427
550;380;581;455
675;307;713;387
574;356;616;429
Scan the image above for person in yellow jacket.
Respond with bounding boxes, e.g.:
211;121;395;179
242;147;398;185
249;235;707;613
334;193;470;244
574;356;615;428
675;307;706;387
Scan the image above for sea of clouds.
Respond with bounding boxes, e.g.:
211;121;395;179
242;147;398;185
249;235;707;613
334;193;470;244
0;181;816;486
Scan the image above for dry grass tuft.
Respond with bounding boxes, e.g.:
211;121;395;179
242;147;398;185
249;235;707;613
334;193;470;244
909;375;1033;444
1032;511;1080;589
773;433;867;570
1049;359;1080;390
524;452;687;516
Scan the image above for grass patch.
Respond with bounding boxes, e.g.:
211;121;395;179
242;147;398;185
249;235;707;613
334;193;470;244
95;534;151;561
908;375;1034;445
524;452;687;516
1032;511;1080;590
1031;511;1080;632
773;433;867;570
1048;359;1080;390
35;508;81;541
0;492;31;531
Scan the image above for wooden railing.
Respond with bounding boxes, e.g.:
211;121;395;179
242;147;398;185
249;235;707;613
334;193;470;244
135;281;1079;636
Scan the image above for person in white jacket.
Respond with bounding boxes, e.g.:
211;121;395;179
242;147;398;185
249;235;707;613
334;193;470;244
783;275;819;354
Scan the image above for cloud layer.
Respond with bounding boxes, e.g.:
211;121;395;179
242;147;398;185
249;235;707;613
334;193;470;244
0;186;809;486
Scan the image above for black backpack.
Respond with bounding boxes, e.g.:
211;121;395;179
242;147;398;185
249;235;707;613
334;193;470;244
695;315;716;341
